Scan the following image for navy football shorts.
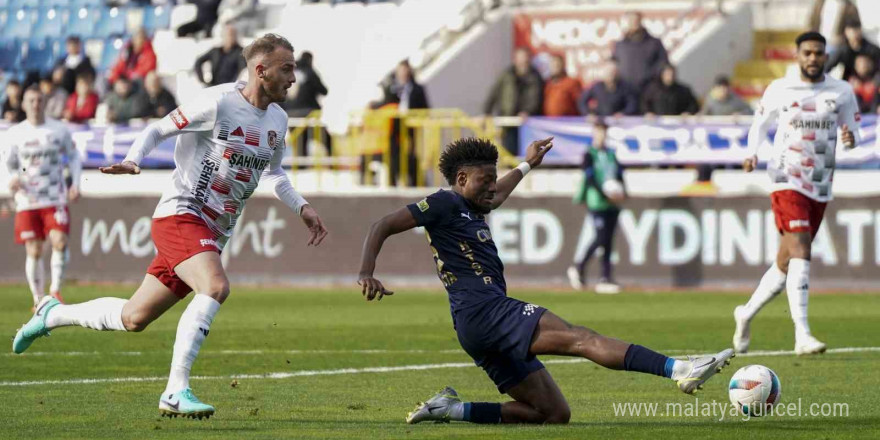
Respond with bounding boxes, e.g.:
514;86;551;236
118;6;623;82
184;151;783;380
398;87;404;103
453;296;547;393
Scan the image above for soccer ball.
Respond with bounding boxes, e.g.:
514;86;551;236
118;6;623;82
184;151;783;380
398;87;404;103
601;179;625;201
728;365;781;417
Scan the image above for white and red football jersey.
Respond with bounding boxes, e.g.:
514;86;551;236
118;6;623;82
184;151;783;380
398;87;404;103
4;118;81;212
125;82;291;249
748;74;861;202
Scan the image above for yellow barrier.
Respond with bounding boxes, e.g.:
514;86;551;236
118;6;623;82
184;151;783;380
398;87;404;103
287;109;522;187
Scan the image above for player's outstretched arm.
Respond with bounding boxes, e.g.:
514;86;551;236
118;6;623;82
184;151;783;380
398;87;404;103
358;207;418;301
491;137;553;210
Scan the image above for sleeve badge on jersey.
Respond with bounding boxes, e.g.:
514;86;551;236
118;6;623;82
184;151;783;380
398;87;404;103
417;198;429;212
169;108;189;129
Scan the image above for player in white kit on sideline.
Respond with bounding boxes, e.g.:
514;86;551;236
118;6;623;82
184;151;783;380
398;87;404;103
12;34;329;419
733;32;860;356
5;85;81;309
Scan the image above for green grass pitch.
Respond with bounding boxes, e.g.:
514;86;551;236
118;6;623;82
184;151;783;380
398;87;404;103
1;285;878;439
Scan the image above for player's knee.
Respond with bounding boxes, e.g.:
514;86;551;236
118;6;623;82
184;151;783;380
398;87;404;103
122;310;151;332
543;405;571;424
202;278;230;303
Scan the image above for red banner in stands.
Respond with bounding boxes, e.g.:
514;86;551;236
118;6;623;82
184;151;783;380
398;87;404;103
512;8;716;85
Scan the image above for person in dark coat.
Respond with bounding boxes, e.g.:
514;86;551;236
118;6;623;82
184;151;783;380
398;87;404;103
144;71;178;119
825;20;880;81
578;61;638;116
640;65;699;116
484;48;544;153
54;36;96;95
177;0;222;38
194;25;247;86
612;11;669;95
283;51;329;118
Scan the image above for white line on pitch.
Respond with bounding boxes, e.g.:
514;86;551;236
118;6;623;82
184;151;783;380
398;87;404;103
2;349;468;357
1;347;878;388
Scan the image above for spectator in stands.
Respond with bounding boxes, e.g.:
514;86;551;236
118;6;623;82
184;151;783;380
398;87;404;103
143;71;178;119
377;60;430;111
484;48;544;152
194;25;247;86
578;61;638;116
809;0;861;48
543;54;581;117
105;77;151;123
640;65;699;116
612;11;669;96
63;74;99;123
177;0;222;39
283;51;328;117
701;76;752;116
55;36;96;95
39;72;68;120
825;20;880;81
2;81;25;123
848;54;880;113
108;29;157;84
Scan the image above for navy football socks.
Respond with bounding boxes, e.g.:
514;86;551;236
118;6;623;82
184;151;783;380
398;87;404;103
463;402;502;424
623;344;673;378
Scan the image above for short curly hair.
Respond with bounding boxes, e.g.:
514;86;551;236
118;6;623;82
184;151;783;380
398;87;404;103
438;137;498;185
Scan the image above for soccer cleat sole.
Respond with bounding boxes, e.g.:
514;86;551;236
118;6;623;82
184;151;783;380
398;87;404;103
159;409;214;420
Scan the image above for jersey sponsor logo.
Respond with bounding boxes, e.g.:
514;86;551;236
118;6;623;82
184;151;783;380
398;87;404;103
476;228;492;243
417;199;429;212
228;152;270;170
194;157;220;203
170;108;189;129
790;119;833;130
789;219;810;229
200;238;218;248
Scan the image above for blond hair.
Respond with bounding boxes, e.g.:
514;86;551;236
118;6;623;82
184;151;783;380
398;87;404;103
243;33;294;62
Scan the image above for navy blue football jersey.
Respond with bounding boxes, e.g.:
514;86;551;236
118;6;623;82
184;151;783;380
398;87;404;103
407;189;507;312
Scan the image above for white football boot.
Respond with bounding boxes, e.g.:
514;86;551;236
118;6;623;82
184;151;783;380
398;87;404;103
406;386;461;424
676;349;735;395
795;335;827;355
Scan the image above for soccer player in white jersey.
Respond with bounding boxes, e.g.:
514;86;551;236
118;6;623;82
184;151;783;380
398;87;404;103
12;34;328;419
733;32;859;356
5;85;81;309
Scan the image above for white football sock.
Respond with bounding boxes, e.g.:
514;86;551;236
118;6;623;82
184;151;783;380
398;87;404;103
670;359;690;381
49;248;66;295
786;258;812;341
165;294;221;393
45;297;128;331
25;256;45;305
448;401;465;421
741;263;786;320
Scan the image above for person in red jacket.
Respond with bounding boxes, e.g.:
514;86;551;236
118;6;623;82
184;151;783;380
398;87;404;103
543;55;582;116
63;74;99;123
108;29;157;84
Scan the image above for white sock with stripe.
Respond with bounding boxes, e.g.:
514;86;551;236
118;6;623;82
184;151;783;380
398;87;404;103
49;248;67;296
25;256;45;305
165;294;221;393
786;258;812;342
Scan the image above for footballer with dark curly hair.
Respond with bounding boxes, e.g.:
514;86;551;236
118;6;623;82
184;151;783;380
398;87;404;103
358;137;733;425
